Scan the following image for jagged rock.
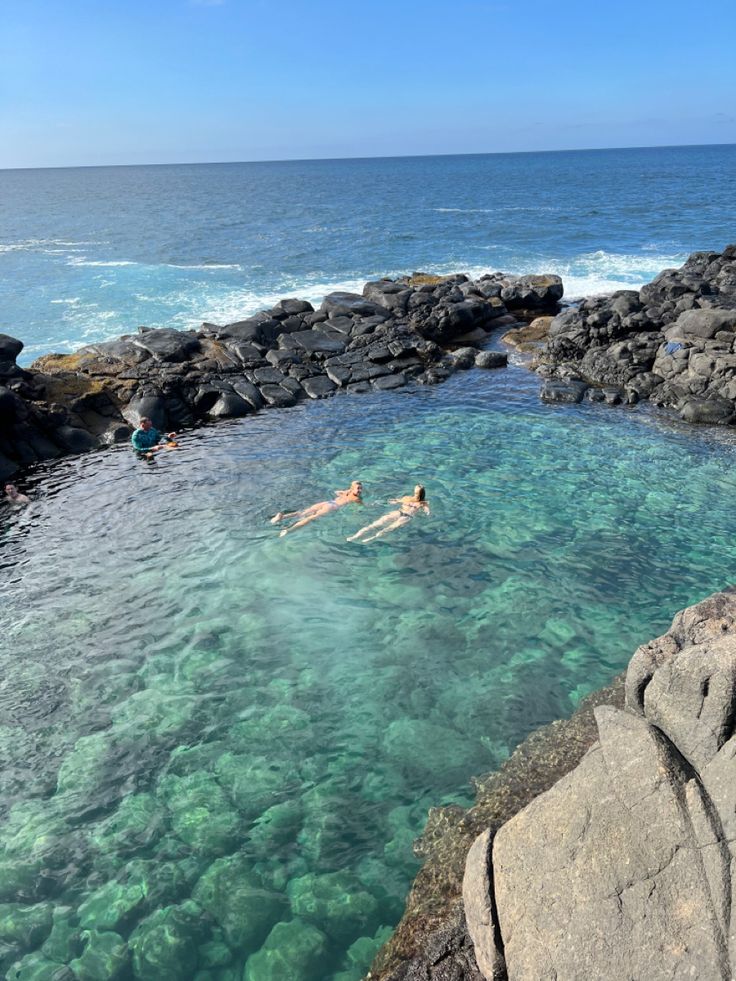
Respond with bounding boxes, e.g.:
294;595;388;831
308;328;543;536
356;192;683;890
462;589;736;981
500;274;563;311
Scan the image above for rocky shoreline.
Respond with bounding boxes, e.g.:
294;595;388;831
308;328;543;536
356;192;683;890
537;243;736;419
3;244;736;483
0;270;565;481
369;587;736;980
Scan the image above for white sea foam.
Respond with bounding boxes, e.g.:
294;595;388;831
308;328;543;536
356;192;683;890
67;258;138;267
163;263;243;270
50;298;81;305
0;238;105;255
410;248;688;300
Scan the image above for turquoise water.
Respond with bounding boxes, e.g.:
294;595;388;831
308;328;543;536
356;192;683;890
2;144;736;363
2;365;736;978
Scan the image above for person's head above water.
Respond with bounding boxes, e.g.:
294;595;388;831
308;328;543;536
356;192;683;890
350;481;363;497
138;417;154;431
4;484;18;496
414;485;426;501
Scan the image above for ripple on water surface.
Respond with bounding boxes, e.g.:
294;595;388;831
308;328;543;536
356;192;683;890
1;366;736;979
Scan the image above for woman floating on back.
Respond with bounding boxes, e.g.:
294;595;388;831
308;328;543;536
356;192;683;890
272;480;364;537
347;485;429;543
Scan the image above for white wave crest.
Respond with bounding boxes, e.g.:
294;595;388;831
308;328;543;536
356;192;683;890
67;258;139;267
0;238;105;255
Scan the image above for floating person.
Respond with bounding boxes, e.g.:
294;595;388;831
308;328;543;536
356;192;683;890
347;485;429;542
3;483;30;506
131;417;178;459
272;481;364;537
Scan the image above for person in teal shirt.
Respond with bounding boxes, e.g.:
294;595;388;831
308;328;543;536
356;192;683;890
131;417;177;457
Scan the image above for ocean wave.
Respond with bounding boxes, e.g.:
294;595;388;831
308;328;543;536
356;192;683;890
162;262;243;270
433;206;557;214
66;257;243;270
67;258;138;267
0;238;105;255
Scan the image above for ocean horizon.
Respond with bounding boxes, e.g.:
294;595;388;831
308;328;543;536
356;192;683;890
2;142;736;364
3;139;735;171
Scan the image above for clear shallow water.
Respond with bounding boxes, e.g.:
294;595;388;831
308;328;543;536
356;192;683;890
2;366;736;978
2;143;736;363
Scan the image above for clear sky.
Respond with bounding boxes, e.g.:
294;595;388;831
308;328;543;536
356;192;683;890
1;0;735;168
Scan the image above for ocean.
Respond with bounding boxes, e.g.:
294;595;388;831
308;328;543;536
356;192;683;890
2;143;736;364
2;145;736;979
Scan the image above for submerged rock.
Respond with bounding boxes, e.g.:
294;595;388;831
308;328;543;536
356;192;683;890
157;772;241;856
68;929;128;981
128;901;206;981
243;918;327;981
287;870;381;944
192;852;286;952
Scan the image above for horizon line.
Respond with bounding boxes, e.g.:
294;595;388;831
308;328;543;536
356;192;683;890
1;140;735;173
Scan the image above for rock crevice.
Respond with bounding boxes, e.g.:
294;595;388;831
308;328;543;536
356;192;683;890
461;589;736;981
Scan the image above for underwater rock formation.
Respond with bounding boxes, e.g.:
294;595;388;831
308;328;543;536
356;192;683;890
0;270;558;480
371;588;736;981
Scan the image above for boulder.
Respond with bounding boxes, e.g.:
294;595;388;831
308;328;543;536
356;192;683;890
451;348;478;370
540;378;588;404
133;329;200;363
271;298;314;318
502;317;554;352
475;351;508;369
372;373;407;391
301;375;337;399
462;589;736;981
0;334;24;362
207;391;252;418
123;396;168;430
259;385;297;408
500;274;563;311
679;397;734;425
54;426;99;453
320;292;389;319
287;331;346;356
671;309;736;340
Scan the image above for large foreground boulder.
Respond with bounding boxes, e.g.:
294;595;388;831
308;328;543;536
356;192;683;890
463;588;736;981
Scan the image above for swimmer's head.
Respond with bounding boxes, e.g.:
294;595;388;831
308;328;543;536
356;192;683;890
351;481;363;496
414;485;426;501
5;484;17;495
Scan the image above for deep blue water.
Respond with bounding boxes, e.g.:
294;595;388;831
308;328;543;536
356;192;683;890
1;144;735;364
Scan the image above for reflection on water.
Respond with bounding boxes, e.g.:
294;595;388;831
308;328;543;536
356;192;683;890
2;366;736;979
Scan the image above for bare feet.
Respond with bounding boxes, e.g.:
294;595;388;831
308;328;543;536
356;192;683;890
346;533;360;542
270;512;284;525
279;528;289;538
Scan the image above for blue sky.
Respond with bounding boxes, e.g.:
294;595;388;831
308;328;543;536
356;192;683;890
1;0;735;168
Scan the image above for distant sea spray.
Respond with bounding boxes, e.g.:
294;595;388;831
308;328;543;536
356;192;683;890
1;144;734;363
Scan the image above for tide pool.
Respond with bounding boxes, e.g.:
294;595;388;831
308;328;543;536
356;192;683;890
2;364;736;979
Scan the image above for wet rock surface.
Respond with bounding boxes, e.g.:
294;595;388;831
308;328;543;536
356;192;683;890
0;269;561;480
370;589;736;981
539;243;736;423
